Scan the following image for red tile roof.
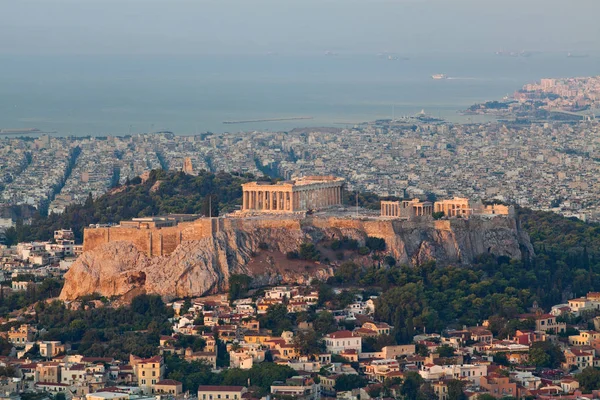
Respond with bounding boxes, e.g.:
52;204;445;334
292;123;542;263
327;330;358;339
155;379;182;386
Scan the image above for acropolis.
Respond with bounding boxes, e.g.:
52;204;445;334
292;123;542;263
241;176;344;213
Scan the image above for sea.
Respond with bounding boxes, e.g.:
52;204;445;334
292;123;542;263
1;52;599;136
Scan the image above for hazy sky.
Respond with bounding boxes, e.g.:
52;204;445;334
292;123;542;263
1;0;599;55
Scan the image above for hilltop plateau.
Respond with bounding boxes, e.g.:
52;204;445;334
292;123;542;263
60;212;533;301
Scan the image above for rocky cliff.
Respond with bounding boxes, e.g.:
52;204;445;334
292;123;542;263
60;215;533;301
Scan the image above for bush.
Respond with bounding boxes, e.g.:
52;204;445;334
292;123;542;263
366;236;386;252
298;243;320;261
258;242;268;250
432;211;445;220
286;251;299;260
358;246;370;255
384;255;396;266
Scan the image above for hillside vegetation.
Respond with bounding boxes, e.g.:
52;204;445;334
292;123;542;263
4;170;262;244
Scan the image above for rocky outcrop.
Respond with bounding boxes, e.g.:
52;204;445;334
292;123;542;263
60;215;533;301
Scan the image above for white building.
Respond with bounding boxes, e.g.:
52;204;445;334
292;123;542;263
419;364;488;385
324;331;362;355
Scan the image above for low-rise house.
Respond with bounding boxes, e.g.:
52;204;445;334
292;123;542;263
35;382;72;393
12;280;35;291
569;330;600;346
271;376;319;400
431;380;450;400
510;371;542;390
469;327;493;344
184;348;217;368
198;385;247;400
229;347;265;369
560;378;580;393
319;374;338;397
365;359;400;382
518;313;566;334
86;392;129;400
324;331;362;355
38;341;68;358
419;364;487;385
37;362;60;383
362;322;392;336
479;373;518;398
152;379;183;395
8;324;35;345
563;349;593;370
244;332;273;345
130;355;164;394
568;298;594;316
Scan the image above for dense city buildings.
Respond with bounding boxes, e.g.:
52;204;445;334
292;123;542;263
3;118;600;224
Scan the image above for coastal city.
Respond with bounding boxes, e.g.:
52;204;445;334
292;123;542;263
466;76;600;118
4;0;600;399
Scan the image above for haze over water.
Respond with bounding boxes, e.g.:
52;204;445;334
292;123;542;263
1;0;599;135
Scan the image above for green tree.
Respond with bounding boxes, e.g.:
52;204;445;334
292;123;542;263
228;274;252;301
447;380;467;400
576;367;600;391
313;311;336;336
400;371;424;399
432;211;445;220
260;304;292;335
528;341;564;368
436;344;456;358
334;374;368;391
293;330;324;356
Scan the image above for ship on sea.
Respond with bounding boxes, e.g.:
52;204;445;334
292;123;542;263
567;52;589;58
431;74;447;80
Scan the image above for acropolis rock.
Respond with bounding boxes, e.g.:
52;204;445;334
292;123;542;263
60;214;534;302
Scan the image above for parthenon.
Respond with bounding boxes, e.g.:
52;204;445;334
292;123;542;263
241;176;345;213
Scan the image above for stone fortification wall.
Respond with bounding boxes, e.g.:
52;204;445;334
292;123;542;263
83;218;216;256
83;214;524;263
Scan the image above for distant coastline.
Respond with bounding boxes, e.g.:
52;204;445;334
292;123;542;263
223;117;313;124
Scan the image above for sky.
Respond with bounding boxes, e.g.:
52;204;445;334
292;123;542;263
1;0;599;55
